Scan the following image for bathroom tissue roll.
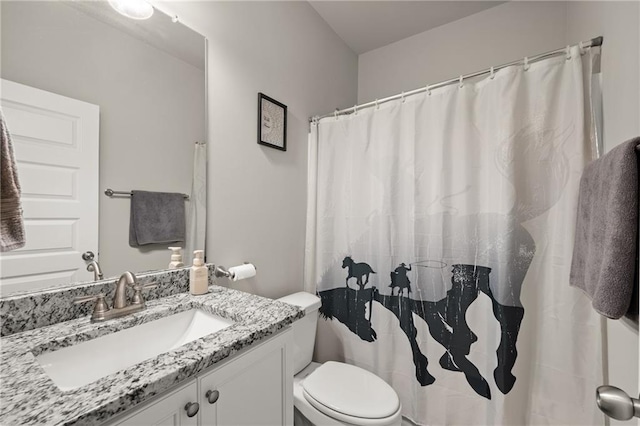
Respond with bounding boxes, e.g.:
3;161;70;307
229;263;256;281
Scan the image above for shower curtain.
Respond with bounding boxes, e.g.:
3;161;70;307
186;141;207;265
305;45;603;425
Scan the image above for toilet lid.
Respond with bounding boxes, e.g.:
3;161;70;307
302;361;400;420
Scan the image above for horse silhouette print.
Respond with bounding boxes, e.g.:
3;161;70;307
320;258;525;400
316;125;573;400
342;256;376;289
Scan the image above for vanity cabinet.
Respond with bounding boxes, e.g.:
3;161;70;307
199;329;293;425
111;380;199;426
106;329;293;426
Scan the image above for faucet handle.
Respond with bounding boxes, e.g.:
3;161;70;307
130;281;158;291
74;293;110;320
74;293;103;304
131;282;158;305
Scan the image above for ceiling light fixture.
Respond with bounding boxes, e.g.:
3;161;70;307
108;0;154;20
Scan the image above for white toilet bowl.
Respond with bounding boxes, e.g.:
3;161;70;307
278;292;402;426
294;362;402;426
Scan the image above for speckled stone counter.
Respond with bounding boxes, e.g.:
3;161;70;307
0;265;210;337
0;285;303;425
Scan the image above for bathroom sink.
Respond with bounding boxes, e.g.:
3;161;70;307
35;309;234;391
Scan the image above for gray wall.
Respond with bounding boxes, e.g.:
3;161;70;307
566;2;640;422
356;0;640;417
163;1;358;299
0;1;206;277
358;1;567;103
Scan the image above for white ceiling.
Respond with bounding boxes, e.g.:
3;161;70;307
309;1;505;55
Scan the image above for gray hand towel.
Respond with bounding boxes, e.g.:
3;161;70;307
0;110;26;252
129;190;186;247
569;137;640;319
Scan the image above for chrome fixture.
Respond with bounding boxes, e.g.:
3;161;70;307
105;188;189;199
310;36;604;123
82;251;103;281
214;265;231;279
81;251;96;261
74;271;157;322
596;385;640;421
86;261;103;281
214;263;256;280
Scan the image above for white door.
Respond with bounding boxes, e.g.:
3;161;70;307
0;79;99;295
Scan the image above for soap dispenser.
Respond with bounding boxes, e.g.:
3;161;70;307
168;247;184;269
190;250;208;295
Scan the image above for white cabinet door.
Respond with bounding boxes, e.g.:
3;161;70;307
111;380;199;426
0;79;99;295
199;329;293;426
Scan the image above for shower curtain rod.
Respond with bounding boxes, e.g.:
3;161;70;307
310;36;603;123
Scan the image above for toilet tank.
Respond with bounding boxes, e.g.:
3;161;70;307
277;292;321;375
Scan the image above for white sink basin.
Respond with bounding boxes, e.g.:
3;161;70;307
36;309;234;391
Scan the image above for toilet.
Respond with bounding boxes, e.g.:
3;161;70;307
278;292;402;426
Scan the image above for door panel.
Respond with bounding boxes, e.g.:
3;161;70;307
110;380;198;426
0;79;99;295
199;330;293;426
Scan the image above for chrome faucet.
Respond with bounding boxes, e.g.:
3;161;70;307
74;271;157;322
114;271;136;309
86;261;103;281
82;251;103;281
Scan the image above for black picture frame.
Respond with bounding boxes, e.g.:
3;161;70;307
258;93;287;151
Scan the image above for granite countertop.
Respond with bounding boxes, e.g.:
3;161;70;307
0;285;304;425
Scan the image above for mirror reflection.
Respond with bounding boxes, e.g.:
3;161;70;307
0;1;206;296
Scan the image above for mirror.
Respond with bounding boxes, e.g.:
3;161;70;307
0;1;206;295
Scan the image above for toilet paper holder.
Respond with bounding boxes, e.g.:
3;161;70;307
214;263;256;280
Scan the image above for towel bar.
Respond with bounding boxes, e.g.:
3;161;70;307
104;188;189;199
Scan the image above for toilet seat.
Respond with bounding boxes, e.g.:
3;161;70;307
301;361;400;425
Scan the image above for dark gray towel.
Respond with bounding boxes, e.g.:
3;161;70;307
129;190;186;247
570;137;640;319
0;110;26;252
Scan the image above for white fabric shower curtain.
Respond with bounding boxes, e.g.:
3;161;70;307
186;141;207;265
305;46;603;425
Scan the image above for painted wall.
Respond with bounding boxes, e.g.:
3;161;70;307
357;0;640;420
566;3;640;423
159;1;358;299
358;1;567;103
0;1;205;278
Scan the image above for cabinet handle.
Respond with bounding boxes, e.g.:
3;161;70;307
184;402;200;417
205;390;220;404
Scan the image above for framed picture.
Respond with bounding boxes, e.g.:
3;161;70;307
258;93;287;151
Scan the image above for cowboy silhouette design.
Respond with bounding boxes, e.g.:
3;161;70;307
389;263;412;296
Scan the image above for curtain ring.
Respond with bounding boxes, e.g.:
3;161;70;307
523;57;530;71
334;109;339;120
579;41;586;56
401;91;406;103
426;84;432;96
566;45;572;60
353;104;358;115
375;99;379;110
458;75;464;88
490;66;495;80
